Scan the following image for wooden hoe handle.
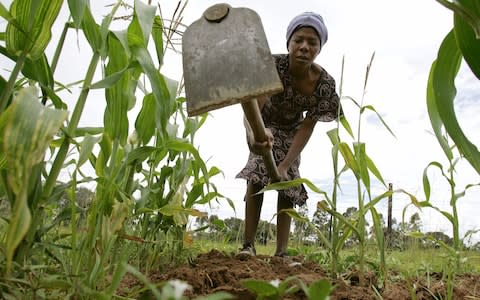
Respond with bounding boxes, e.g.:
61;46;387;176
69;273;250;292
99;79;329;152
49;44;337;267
241;100;281;183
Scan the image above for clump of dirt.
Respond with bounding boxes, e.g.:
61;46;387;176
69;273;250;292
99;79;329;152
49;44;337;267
119;249;480;299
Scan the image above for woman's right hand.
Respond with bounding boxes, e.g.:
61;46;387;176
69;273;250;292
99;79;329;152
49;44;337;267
248;128;274;155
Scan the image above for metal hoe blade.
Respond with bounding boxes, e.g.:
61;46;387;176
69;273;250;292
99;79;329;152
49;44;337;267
182;3;283;116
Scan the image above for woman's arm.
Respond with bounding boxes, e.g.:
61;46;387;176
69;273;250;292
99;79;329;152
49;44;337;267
277;117;316;179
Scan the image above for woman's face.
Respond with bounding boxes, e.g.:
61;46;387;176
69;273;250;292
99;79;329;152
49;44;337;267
287;27;321;65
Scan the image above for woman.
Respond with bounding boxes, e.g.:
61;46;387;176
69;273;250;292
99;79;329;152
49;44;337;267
236;12;341;257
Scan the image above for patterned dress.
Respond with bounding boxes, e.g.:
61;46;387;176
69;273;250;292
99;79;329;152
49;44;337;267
236;54;341;206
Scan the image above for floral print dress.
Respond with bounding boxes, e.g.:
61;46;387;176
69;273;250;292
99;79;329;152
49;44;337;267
236;54;341;206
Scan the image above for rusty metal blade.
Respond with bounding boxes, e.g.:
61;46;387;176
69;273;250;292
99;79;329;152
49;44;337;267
182;5;283;116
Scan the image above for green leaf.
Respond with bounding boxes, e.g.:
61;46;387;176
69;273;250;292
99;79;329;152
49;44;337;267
0;87;68;192
90;65;132;89
5;189;30;275
127;0;156;49
317;200;361;239
194;292;235;300
339;114;354;138
259;178;329;199
370;206;385;255
135;93;156;145
81;6;101;52
0;2;24;33
365;154;386;187
125;146;157;165
360;105;396;138
426;61;453;160
77;134;101;168
0;45;54;90
132;47;173;135
338;142;359;177
306;279;333;300
195;192;218;205
186;183;203;208
165;140;209;180
104;33;136;144
152;15;164;66
437;0;480;38
0;87;67;274
67;0;87;29
6;0;63;60
353;142;370;194
430;29;480;174
98;0;122;57
454;11;480;79
241;279;278;296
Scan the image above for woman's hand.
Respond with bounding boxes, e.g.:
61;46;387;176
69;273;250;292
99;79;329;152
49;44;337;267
277;162;290;182
248;128;274;155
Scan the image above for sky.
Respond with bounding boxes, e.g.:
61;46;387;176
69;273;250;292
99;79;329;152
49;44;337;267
1;0;479;241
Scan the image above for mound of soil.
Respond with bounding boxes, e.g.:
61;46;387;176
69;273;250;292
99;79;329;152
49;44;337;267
119;249;480;299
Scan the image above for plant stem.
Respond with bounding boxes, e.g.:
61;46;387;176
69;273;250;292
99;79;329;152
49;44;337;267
357;180;365;284
51;22;71;74
42;52;100;200
0;49;28;114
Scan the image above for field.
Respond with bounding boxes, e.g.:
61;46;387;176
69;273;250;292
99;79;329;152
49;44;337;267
111;241;480;299
1;0;480;299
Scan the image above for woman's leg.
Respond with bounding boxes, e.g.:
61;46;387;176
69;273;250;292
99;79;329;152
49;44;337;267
243;181;264;246
275;197;294;256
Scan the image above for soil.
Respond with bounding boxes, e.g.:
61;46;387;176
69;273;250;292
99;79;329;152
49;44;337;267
119;249;480;299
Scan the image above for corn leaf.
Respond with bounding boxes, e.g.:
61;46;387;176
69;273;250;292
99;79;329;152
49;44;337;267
135;93;156;145
152;15;164;66
317;200;361;238
6;0;63;60
81;6;101;52
0;87;67;274
0;2;24;33
131;0;156;47
338;142;359;178
437;0;480;38
0;43;54;90
77;134;101;168
67;0;87;29
260;177;329;199
133;47;172;136
339;114;354;138
104;33;135;144
125;146;157;165
364;190;393;214
360;105;396;138
1;87;68;192
353;142;370;194
430;30;480;174
5;189;30;274
165;140;208;179
454;10;480;79
74;127;103;137
241;280;277;297
365;154;386;187
90;65;133;89
426;61;453;160
370;206;385;254
306;279;333;300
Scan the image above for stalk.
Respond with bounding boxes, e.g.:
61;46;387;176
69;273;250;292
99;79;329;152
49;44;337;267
0;49;28;113
357;180;365;283
51;22;71;74
42;52;100;200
